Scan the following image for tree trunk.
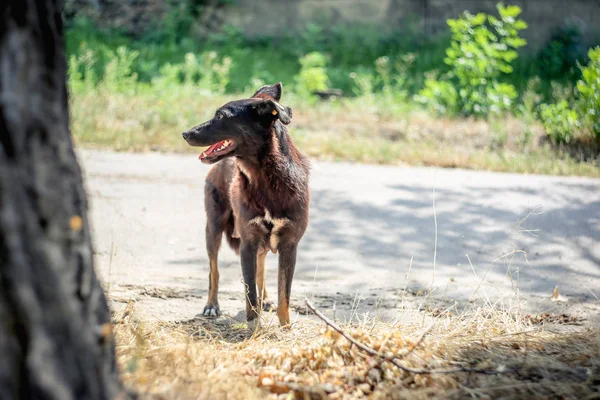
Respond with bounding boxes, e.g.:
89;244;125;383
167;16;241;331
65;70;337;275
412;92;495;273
0;1;123;399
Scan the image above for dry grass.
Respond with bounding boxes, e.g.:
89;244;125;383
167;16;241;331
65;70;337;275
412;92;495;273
113;300;600;400
70;89;600;177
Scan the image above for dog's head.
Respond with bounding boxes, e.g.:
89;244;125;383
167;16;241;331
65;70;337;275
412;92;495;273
182;82;293;164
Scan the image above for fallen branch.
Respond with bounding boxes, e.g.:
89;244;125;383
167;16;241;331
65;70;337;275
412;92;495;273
305;298;501;375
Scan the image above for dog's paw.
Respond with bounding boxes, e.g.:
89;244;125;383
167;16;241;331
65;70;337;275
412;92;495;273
247;318;261;331
202;303;220;318
262;300;277;312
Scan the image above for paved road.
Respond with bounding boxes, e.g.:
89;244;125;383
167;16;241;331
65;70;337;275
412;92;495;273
79;149;600;324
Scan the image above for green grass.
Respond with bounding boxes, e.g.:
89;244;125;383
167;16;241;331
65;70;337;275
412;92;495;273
66;15;600;177
70;86;600;177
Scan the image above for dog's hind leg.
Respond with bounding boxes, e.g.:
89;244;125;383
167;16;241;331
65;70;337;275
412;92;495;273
256;250;275;312
277;244;297;327
241;242;259;321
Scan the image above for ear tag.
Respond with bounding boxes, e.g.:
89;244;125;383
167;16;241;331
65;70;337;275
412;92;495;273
271;110;278;115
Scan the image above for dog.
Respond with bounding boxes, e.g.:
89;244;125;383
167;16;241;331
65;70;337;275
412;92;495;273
182;83;310;326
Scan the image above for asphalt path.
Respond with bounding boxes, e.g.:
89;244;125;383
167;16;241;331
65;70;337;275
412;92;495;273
79;149;600;325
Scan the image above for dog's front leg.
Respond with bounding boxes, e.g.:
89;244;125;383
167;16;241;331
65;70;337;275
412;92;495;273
277;244;297;327
240;242;259;321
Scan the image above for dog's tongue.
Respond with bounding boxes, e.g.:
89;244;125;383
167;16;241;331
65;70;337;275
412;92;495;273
199;140;225;160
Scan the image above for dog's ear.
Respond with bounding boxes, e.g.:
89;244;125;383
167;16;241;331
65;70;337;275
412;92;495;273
252;99;292;125
252;82;283;101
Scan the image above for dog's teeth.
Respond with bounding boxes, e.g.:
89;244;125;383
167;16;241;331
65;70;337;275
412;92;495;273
214;140;231;152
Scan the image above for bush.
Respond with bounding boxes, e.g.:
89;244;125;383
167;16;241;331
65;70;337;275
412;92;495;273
65;11;588;104
415;75;458;115
537;25;586;79
150;52;232;94
539;101;580;144
520;77;543;115
374;53;415;102
69;47;232;96
538;47;600;144
68;49;98;93
577;47;600;138
69;46;140;94
295;52;329;98
102;47;140;92
417;3;528;118
349;70;374;98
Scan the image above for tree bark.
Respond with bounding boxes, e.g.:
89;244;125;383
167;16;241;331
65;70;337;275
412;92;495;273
0;1;123;399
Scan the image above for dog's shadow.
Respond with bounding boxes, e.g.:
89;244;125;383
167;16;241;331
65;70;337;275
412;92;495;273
177;310;281;343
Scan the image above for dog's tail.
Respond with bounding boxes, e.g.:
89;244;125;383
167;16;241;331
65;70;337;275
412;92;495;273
224;214;240;255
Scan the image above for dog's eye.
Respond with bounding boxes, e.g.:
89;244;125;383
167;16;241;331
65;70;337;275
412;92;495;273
215;112;224;120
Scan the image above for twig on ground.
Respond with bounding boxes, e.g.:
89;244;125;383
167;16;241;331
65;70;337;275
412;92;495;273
489;329;539;340
305;298;501;376
107;236;115;295
470;249;529;301
402;256;413;302
423;170;438;326
589;289;600;304
431;169;438;290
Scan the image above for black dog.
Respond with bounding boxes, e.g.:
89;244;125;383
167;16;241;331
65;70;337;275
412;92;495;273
182;83;310;326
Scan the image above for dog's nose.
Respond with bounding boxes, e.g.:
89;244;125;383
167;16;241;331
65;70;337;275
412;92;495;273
182;131;189;140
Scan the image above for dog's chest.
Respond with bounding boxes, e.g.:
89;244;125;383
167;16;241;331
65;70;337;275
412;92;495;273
248;208;290;253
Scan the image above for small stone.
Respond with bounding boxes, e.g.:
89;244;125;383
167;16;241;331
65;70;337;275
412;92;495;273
259;377;273;387
359;383;372;394
368;368;382;383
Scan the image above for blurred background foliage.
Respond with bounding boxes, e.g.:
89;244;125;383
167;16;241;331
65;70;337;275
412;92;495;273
64;0;600;174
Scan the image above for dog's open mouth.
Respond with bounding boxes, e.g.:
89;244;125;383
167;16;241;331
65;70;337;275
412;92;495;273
199;139;236;162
